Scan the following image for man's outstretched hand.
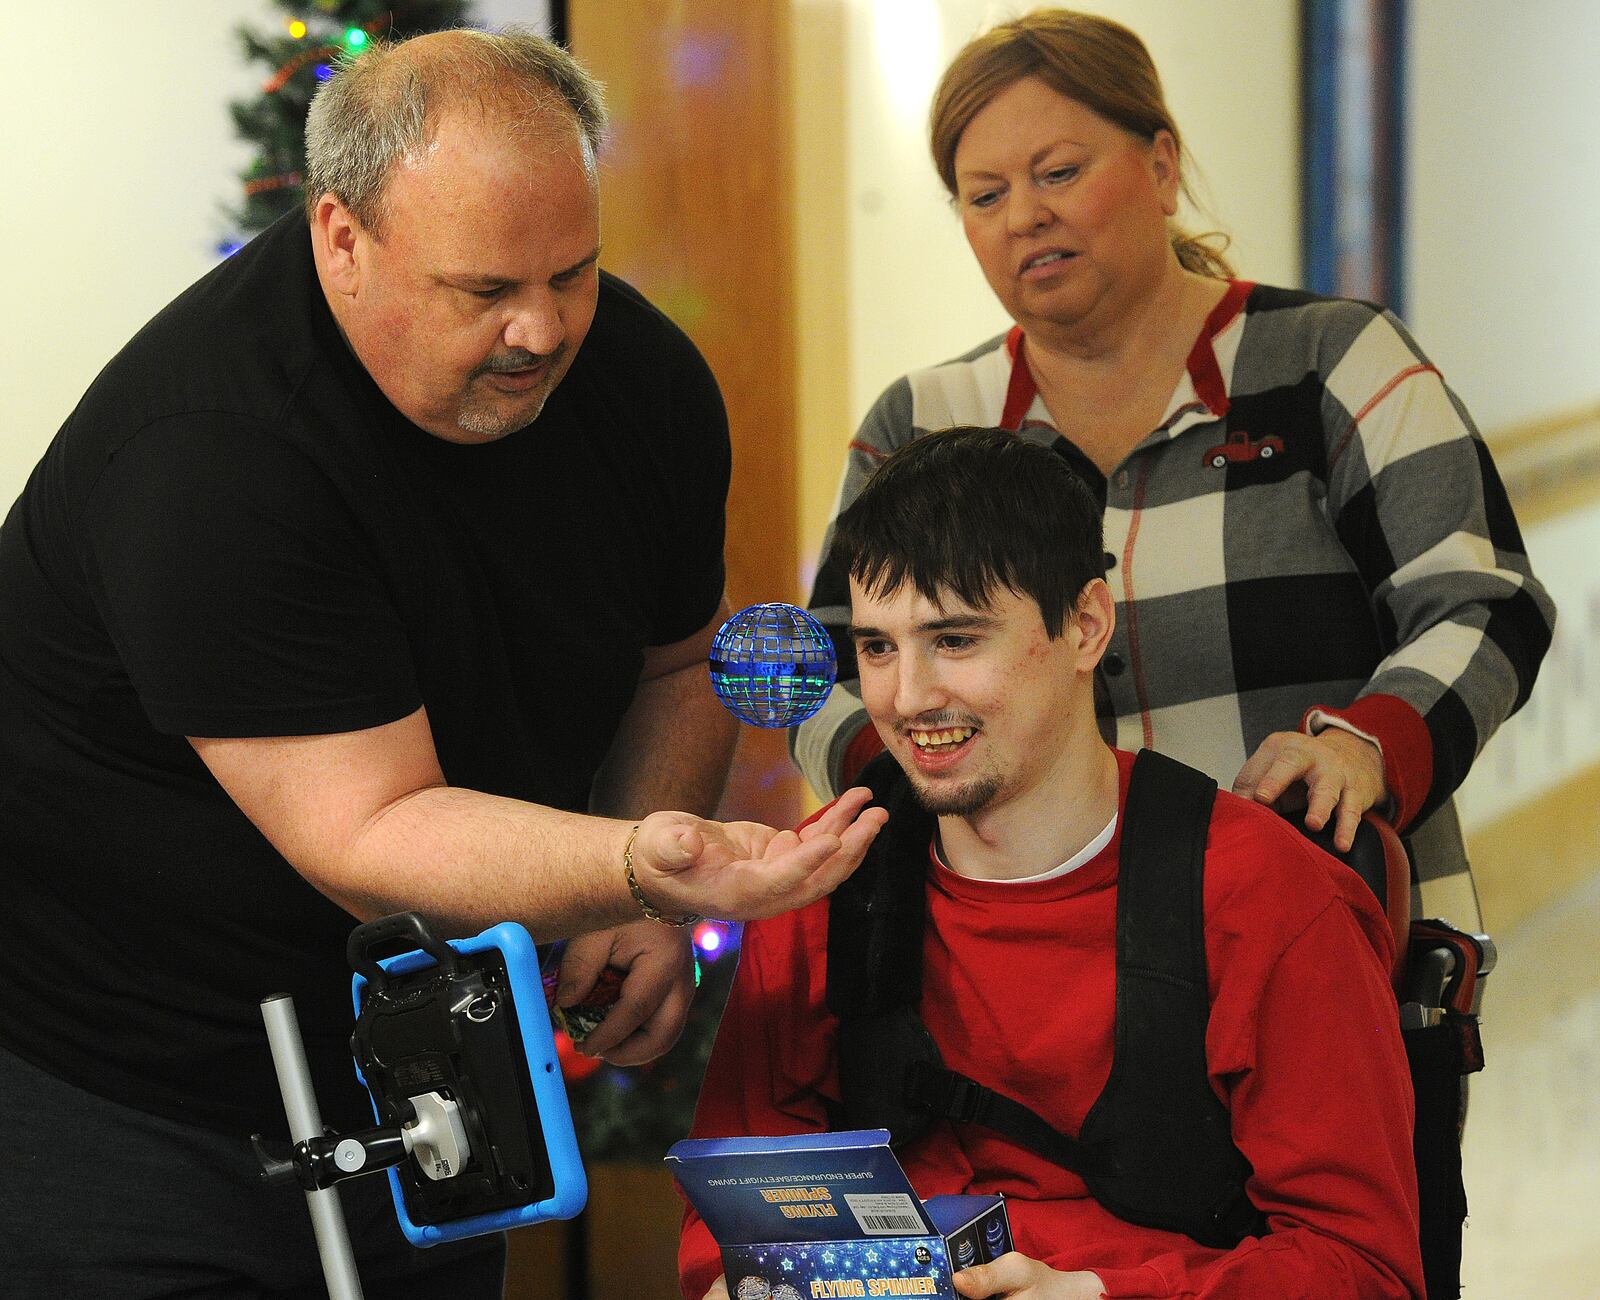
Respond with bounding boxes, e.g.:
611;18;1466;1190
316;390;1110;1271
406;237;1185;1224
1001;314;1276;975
628;787;888;923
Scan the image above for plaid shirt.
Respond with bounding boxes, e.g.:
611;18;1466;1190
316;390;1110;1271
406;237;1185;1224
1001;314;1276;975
794;282;1555;925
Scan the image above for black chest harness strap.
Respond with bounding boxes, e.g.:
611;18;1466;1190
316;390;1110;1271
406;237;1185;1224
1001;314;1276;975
826;748;1269;1250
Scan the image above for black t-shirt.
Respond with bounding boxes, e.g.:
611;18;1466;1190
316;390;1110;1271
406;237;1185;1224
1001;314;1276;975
0;213;729;1134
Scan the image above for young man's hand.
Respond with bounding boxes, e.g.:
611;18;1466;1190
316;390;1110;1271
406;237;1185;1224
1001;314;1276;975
953;1252;1108;1299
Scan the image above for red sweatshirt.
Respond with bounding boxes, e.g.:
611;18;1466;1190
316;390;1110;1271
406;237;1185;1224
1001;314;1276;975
679;750;1423;1299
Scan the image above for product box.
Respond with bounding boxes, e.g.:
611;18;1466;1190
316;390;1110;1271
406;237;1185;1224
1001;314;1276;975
666;1129;1012;1299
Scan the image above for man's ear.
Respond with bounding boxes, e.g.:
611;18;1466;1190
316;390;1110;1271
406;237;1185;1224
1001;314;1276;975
1070;578;1116;670
310;193;363;297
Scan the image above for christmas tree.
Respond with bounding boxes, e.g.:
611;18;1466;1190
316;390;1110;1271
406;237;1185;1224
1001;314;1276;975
225;0;474;245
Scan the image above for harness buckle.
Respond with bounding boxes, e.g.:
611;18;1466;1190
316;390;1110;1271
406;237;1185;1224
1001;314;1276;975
946;1075;985;1124
905;1062;987;1125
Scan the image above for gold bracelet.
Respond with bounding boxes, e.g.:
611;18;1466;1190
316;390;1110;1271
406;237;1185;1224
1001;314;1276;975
623;823;702;927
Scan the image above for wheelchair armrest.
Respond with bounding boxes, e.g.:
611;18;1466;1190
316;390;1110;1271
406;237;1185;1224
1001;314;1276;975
1407;920;1497;1019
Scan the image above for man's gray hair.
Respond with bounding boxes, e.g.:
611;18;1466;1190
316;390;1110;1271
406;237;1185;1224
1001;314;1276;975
303;26;607;235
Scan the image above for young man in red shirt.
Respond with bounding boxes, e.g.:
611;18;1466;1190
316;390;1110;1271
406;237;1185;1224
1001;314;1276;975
680;427;1423;1299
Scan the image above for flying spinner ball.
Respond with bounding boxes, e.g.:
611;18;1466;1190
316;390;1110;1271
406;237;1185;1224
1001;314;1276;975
709;603;837;728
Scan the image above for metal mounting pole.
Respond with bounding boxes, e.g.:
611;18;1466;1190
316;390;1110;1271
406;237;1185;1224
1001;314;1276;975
261;993;366;1300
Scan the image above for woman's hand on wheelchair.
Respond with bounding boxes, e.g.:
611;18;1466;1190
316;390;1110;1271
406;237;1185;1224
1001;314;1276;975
1232;727;1388;852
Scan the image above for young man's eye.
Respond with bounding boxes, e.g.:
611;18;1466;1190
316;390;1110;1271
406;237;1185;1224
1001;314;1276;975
856;639;892;660
937;634;976;651
466;286;506;300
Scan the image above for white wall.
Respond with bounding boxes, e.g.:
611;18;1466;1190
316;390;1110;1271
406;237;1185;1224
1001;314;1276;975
0;2;278;512
1406;0;1600;435
1403;0;1600;832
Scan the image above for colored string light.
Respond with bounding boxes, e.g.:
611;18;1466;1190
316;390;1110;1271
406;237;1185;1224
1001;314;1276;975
287;18;307;39
692;921;724;958
242;172;302;197
262;44;338;93
692;920;741;965
261;16;389;95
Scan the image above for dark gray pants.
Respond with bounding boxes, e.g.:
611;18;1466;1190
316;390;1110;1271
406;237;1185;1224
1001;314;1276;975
0;1045;505;1299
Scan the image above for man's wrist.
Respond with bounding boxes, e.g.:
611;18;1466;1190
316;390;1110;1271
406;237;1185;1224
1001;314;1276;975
624;822;702;927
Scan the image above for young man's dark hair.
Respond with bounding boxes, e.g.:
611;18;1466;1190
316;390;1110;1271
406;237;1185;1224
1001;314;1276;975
830;426;1103;639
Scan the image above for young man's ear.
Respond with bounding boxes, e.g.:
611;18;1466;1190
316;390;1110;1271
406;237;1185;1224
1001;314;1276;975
310;193;364;297
1070;579;1116;670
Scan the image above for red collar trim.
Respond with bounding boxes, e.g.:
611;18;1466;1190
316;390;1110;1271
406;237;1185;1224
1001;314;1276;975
1186;279;1254;417
1000;326;1033;430
999;281;1255;432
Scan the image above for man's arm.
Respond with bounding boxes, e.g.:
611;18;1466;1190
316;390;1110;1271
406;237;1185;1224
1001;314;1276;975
190;708;883;943
558;599;739;1064
589;597;737;823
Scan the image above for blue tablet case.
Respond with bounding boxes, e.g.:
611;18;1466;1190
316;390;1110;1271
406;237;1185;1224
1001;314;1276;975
351;921;587;1245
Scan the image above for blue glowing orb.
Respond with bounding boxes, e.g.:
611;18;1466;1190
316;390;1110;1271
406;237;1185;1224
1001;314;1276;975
709;603;836;728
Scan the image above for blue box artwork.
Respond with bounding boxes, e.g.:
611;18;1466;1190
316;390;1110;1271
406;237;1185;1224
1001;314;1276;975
667;1129;1012;1299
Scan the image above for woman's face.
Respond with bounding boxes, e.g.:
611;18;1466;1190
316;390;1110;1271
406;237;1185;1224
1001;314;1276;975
952;76;1180;339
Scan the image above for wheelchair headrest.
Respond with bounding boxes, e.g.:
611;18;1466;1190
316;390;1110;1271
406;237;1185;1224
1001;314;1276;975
1295;812;1412;988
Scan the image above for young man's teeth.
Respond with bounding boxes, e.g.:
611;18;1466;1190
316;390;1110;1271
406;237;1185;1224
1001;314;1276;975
912;727;975;750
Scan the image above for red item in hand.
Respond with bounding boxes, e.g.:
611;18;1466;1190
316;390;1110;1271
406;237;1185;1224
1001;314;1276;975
546;963;625;1044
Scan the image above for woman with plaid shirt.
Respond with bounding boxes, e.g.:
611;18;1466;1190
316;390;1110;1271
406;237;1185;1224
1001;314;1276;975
793;10;1553;929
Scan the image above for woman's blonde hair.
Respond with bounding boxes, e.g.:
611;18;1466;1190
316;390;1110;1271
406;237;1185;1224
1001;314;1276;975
930;9;1233;279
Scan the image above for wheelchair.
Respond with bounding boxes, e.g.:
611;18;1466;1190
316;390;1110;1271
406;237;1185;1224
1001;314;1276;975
1301;813;1494;1300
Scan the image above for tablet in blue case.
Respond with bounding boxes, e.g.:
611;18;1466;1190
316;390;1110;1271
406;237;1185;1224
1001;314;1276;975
350;919;587;1246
